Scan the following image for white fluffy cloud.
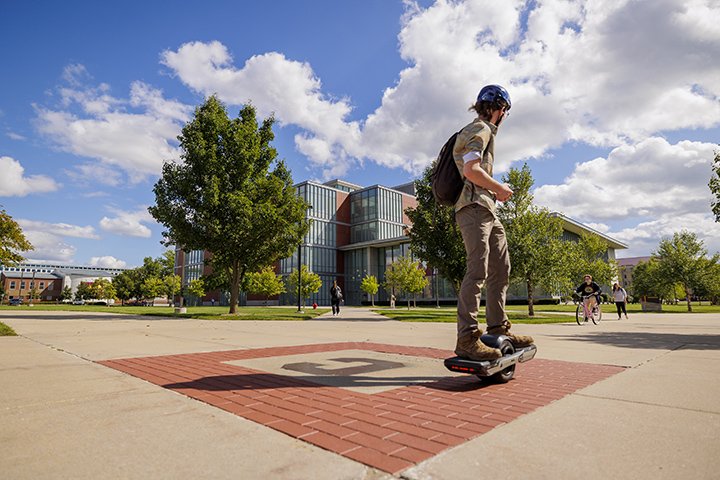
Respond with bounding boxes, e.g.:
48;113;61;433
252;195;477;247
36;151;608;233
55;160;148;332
534;137;720;256
17;219;99;263
0;156;59;197
534;137;716;220
99;206;154;238
35;74;191;183
87;255;127;268
161;0;720;177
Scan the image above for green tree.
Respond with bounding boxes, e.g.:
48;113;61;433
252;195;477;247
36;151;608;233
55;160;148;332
245;267;285;305
112;270;137;305
630;259;674;302
384;256;429;309
654;230;713;312
138;256;163;284
75;282;92;301
286;265;322;309
567;232;618;288
405;166;466;294
89;278;116;303
160;249;176;277
497;164;570;316
149;97;309;314
710;149;720;222
0;284;5;304
187;278;206;305
360;274;379;307
163;274;182;305
141;277;165;306
0;208;33;266
60;286;73;303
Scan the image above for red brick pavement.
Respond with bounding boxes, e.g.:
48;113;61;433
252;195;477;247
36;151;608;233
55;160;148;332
98;343;624;474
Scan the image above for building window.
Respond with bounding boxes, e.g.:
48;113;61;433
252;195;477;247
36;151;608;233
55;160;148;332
10;281;16;289
39;282;45;289
21;281;26;289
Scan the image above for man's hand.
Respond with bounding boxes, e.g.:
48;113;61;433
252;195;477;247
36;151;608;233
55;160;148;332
494;183;513;202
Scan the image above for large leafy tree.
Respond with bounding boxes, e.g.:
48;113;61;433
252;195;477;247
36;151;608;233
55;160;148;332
631;259;675;302
654;230;714;312
405;167;466;293
710;149;720;222
497;164;570;316
160;249;176;277
384;256;429;309
89;278;116;303
567;232;618;289
0;208;33;266
113;270;140;305
150;97;309;314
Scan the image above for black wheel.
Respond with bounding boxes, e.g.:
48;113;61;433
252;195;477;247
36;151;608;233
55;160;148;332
592;305;603;325
576;304;584;325
485;340;516;383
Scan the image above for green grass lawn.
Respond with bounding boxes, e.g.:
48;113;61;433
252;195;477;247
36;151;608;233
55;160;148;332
374;306;572;324
0;304;331;321
374;301;720;323
0;321;17;336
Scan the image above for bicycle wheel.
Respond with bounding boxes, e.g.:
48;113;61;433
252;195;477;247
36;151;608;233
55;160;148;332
576;304;584;325
592;305;603;325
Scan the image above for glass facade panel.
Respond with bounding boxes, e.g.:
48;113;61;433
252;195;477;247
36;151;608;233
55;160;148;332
344;248;368;305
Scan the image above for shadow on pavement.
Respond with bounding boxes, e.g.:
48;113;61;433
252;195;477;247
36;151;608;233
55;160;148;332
551;331;720;350
163;372;485;392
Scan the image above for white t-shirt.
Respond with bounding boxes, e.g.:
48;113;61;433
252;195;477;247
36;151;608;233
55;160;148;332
613;288;627;302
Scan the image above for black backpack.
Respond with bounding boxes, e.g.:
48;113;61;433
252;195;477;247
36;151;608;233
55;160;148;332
430;132;463;207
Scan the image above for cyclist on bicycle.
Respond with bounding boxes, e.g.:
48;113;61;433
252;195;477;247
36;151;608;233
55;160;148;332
575;274;602;315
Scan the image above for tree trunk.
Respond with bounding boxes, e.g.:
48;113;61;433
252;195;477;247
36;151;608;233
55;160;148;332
371;294;375;307
229;265;241;314
685;285;692;313
526;278;535;317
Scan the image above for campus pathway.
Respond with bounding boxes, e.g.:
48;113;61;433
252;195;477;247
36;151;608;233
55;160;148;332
1;308;719;479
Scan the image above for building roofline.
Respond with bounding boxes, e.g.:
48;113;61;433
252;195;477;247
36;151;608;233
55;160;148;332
337;235;410;251
550;212;628;250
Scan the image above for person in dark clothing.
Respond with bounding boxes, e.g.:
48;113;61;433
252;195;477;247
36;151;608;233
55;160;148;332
575;274;602;315
330;280;342;316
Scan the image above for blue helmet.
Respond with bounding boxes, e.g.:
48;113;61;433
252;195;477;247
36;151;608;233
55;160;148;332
477;84;511;110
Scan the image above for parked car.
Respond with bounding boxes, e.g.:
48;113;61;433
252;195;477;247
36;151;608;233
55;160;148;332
72;299;85;305
9;298;23;306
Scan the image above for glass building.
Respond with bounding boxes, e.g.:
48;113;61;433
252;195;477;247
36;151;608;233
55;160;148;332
277;179;448;306
175;180;627;307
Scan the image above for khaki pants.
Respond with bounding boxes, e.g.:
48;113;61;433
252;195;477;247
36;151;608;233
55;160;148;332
456;204;510;337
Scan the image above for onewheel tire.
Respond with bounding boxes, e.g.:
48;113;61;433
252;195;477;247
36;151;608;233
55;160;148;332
592;306;603;325
486;340;516;383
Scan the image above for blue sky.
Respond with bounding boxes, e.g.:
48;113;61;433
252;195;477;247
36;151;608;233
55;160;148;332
1;0;719;269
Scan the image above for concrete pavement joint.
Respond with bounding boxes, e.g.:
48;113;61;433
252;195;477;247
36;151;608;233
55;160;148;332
571;393;720;416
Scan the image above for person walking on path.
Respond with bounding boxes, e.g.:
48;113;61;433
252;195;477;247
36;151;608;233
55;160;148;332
330;280;342;316
612;283;629;320
453;84;534;361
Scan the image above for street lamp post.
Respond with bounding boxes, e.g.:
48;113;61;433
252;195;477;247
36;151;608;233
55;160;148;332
297;205;312;313
297;243;303;313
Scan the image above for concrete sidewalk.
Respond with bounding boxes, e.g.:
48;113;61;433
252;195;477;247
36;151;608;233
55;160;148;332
1;308;719;479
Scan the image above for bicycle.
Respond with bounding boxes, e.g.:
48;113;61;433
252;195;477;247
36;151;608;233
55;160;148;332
575;294;602;325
